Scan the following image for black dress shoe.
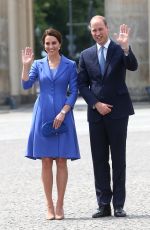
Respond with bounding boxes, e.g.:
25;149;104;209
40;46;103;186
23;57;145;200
114;207;126;217
92;205;111;218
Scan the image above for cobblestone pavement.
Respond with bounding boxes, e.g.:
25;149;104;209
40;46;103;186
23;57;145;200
0;100;150;230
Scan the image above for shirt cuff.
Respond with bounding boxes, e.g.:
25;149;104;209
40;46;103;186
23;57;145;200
124;51;129;56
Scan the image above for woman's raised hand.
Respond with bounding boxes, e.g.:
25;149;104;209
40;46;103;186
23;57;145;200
22;47;34;65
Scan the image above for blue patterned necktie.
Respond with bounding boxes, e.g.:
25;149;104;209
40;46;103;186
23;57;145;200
99;46;105;75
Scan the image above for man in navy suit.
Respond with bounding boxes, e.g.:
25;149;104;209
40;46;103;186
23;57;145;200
78;15;138;217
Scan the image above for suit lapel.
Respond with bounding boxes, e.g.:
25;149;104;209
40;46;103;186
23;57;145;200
104;41;116;77
90;45;103;77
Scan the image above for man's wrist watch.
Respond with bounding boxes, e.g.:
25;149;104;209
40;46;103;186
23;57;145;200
60;109;66;115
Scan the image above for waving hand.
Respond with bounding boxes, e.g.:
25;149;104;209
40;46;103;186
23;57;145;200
114;24;130;51
22;47;34;66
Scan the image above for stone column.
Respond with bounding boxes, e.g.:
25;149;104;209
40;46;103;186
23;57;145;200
7;0;34;107
105;0;149;101
17;0;35;103
0;0;34;107
8;0;20;106
148;0;150;84
0;0;9;104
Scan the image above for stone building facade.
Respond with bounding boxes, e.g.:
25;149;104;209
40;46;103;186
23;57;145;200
105;0;150;100
0;0;150;108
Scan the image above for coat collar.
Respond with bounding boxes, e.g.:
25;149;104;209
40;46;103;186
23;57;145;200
39;55;69;81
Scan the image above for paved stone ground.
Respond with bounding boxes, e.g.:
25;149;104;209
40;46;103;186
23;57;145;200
0;99;150;230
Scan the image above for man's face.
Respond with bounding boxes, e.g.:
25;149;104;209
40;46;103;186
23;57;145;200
90;18;109;45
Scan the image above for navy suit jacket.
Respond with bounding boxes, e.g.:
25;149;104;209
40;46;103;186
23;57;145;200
78;40;138;122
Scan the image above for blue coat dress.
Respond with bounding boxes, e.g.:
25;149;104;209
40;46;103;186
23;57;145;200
22;55;80;160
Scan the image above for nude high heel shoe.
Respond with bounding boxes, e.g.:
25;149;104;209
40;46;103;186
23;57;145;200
46;206;55;220
55;207;64;220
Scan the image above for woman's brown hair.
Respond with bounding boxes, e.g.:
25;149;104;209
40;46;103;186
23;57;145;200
42;28;62;45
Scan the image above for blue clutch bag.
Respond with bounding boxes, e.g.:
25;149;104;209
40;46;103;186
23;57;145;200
42;122;68;137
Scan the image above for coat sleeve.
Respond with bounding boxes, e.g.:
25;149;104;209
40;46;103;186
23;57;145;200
78;52;99;107
22;60;38;90
65;62;78;108
123;46;138;71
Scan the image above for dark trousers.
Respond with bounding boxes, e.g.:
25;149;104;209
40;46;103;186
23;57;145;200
89;116;129;208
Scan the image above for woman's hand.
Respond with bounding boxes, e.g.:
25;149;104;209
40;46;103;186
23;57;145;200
22;47;34;66
53;113;65;129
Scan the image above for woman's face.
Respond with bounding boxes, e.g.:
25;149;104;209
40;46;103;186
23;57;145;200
44;35;61;56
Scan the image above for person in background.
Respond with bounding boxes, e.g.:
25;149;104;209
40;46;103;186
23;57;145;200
21;28;80;220
78;15;138;218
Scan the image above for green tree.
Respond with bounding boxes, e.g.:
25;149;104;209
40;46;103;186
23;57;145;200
34;0;104;59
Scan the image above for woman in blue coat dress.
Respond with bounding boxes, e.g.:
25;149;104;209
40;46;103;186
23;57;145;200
21;28;80;220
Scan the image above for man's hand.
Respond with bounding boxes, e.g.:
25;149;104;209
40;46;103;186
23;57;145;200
114;24;130;52
95;102;113;116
